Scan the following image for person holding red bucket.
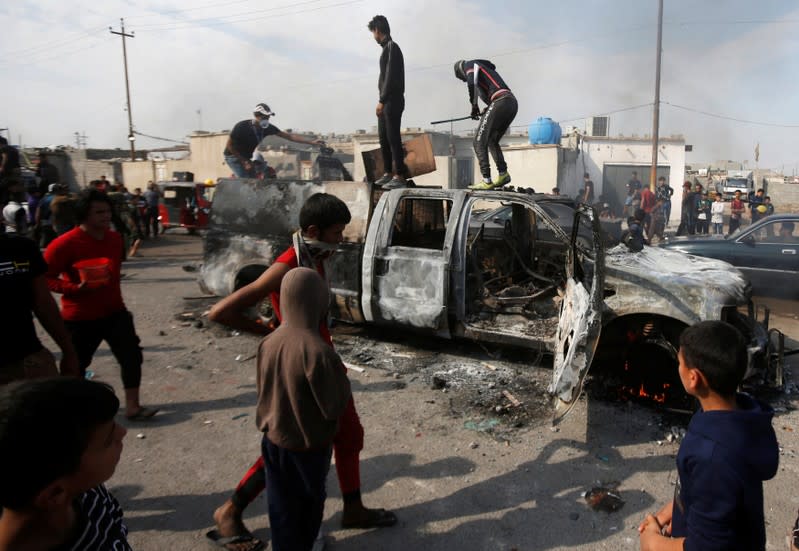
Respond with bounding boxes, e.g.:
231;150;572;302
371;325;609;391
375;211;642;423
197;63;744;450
44;189;158;420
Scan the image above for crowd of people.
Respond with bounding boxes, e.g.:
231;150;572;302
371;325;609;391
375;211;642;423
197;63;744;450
2;180;798;550
1;13;798;551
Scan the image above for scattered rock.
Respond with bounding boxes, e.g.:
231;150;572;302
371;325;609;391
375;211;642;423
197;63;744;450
431;375;448;390
136;433;145;439
569;512;580;521
194;320;204;328
469;441;479;449
550;426;560;433
158;330;167;336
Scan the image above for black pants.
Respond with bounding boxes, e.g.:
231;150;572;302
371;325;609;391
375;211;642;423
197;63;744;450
65;310;143;389
262;437;331;551
474;93;518;179
145;207;159;237
377;97;407;177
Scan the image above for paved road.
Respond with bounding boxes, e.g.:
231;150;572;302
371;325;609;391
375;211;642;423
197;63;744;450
39;233;799;551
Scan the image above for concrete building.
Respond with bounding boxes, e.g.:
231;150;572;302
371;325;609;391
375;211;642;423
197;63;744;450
499;133;687;217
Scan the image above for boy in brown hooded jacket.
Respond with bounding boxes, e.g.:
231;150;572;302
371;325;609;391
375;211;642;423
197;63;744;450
256;267;351;551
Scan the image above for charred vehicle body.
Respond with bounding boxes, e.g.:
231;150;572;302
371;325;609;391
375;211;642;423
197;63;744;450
200;179;777;419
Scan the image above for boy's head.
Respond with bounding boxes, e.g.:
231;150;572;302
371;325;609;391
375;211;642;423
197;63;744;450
299;193;351;244
75;189;113;229
764;196;771;204
657;176;666;185
678;321;746;398
0;378;125;511
715;192;722;201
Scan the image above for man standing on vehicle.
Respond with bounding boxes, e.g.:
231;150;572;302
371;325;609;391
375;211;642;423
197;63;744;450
454;59;518;190
224;103;324;178
368;15;408;190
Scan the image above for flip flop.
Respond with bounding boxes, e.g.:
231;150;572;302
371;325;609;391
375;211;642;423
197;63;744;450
205;529;266;551
341;508;398;529
125;407;159;421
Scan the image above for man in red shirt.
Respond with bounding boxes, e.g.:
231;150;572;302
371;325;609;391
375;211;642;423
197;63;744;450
206;193;395;551
44;189;157;420
639;183;656;236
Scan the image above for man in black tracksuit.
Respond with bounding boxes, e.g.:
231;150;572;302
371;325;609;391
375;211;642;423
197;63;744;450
454;59;518;189
368;15;407;190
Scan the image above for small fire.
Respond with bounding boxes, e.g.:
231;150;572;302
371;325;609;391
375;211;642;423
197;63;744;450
636;383;670;404
619;382;671;405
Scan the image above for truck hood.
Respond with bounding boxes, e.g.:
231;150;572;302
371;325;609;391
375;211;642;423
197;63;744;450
604;244;750;310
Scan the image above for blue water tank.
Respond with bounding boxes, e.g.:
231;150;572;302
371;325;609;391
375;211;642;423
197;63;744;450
528;117;562;145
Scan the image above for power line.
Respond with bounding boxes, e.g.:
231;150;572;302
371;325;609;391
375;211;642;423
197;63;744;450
0;24;107;59
0;36;113;69
132;130;189;145
134;0;362;31
128;0;323;21
662;101;799;128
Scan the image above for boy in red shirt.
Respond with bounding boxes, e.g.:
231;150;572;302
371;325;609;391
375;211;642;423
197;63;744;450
206;193;395;551
44;189;157;420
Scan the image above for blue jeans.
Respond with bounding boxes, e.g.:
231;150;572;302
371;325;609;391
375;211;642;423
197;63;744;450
713;222;724;235
224;155;254;178
262;436;332;551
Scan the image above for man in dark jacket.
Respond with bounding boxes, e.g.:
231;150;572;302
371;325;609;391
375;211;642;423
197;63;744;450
368;15;407;190
454;59;518;190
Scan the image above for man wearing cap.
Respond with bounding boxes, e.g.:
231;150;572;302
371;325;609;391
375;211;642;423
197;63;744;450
453;59;518;190
224;104;324;178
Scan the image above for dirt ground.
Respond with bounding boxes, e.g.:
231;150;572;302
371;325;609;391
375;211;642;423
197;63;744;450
38;233;799;551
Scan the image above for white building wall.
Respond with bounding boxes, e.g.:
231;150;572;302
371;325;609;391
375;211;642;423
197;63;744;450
500;145;560;192
580;138;686;204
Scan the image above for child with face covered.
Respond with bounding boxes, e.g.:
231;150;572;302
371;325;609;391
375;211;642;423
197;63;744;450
256;267;351;551
207;193;396;551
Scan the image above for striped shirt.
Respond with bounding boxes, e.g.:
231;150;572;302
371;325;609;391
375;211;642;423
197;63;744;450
54;485;131;551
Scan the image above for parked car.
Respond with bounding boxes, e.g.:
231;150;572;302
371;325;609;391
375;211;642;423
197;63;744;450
660;214;799;299
156;181;214;234
200;179;775;420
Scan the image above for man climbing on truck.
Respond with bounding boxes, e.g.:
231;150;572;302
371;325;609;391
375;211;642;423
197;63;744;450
454;59;518;190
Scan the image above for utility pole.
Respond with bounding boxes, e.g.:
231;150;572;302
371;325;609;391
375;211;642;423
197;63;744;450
649;0;663;191
197;108;203;131
110;19;136;161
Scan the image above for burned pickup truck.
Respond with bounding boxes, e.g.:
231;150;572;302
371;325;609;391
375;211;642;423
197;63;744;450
200;179;775;419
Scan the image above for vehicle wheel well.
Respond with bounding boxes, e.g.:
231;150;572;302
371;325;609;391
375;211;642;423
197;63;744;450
234;264;267;291
595;314;687;368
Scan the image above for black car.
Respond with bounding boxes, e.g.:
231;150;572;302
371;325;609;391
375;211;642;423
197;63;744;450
659;214;799;298
469;198;621;249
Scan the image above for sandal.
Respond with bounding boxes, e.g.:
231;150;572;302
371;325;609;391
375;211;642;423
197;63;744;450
341;508;397;529
125;406;159;421
205;529;265;551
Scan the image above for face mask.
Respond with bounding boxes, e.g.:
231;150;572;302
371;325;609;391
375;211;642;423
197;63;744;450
303;237;339;259
258;119;271;129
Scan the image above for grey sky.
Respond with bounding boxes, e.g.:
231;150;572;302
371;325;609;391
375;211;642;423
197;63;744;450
2;0;798;169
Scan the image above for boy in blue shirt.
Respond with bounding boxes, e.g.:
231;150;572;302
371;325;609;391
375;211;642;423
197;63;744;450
639;320;779;551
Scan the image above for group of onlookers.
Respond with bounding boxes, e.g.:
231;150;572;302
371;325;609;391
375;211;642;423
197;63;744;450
678;183;773;236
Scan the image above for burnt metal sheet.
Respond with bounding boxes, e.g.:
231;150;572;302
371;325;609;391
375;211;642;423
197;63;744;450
603;244;750;323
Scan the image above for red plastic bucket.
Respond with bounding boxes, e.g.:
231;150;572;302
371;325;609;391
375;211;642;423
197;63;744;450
73;258;111;288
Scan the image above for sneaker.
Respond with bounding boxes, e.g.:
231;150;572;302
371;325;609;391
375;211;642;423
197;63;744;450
469;178;503;190
493;172;512;187
374;173;392;186
381;177;407;190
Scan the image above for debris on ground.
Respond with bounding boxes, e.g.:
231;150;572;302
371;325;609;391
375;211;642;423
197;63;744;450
464;418;500;433
584;486;625;513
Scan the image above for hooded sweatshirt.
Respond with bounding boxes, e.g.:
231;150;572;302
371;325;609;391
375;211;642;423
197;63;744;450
671;393;779;551
255;267;351;451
